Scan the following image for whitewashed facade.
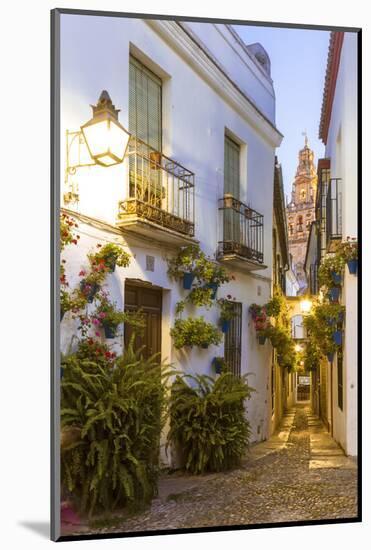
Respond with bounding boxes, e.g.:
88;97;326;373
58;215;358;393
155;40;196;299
59;14;283;462
306;31;358;456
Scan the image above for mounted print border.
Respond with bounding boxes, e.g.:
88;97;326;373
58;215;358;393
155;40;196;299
51;8;362;542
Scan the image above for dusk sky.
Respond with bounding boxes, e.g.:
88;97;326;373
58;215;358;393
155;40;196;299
234;25;330;199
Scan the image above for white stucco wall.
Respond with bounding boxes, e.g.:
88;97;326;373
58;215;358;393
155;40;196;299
59;14;282;459
325;32;358;456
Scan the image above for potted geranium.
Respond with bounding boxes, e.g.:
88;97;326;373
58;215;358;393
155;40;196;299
78;260;108;303
91;243;131;273
249;303;269;344
338;237;358;275
217;296;236;333
95;294;126;338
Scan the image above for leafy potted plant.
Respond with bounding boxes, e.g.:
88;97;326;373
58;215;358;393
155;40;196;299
318;255;345;297
200;262;231;299
91;243;131;273
167;244;202;289
187;286;215;309
217;296;236;333
338;237;358;275
170;317;222;349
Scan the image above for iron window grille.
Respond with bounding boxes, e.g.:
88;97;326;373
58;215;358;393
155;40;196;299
224;301;242;377
218;196;264;264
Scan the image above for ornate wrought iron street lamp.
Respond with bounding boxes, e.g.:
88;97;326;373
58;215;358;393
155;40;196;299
81;90;130;167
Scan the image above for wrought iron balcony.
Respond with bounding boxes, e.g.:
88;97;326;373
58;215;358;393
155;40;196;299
326;178;342;251
117;137;195;244
217;195;265;270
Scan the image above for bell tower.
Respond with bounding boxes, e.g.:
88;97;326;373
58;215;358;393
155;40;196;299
286;134;317;293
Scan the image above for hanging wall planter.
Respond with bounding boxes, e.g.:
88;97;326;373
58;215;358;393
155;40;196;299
212;356;224;375
201;342;209;349
80;280;100;303
103;324;117;339
105;257;116;273
326;352;335;363
205;282;219;299
331;271;342;285
347;259;358;275
257;334;266;345
329;287;340;303
333;330;343;346
221;319;230;333
183;271;195;289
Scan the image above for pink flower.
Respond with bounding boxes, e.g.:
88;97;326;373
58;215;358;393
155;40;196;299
92;319;100;326
99;312;107;319
95;332;100;337
79;270;86;277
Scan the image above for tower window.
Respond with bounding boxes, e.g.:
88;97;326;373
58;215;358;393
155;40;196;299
300;189;306;200
297;215;303;232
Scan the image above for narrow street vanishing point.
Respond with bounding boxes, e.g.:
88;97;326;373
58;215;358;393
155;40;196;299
69;406;357;536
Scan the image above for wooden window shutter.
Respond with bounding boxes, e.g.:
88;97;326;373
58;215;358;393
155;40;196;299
129;56;162;152
224;135;240;198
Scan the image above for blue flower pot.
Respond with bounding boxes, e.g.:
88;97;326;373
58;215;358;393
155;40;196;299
333;330;343;346
80;281;100;303
60;309;65;322
183;272;195;289
329;287;340;303
212;358;223;374
103;324;117;339
221;319;230;333
60;367;64;379
347;259;358;275
327;352;335;363
258;334;266;345
106;258;116;273
201;342;209;349
206;282;218;299
331;271;342;285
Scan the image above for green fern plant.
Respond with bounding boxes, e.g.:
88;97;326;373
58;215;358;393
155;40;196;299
61;338;172;516
167;372;254;474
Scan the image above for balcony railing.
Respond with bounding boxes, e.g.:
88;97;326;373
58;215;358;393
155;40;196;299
217;195;264;266
326;178;342;249
117;137;195;239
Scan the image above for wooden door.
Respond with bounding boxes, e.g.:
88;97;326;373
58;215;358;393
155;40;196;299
124;284;162;360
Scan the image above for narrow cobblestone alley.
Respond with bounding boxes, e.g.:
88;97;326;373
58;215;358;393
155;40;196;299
74;406;357;536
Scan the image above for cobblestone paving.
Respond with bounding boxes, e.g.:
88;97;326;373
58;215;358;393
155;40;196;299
72;406;358;535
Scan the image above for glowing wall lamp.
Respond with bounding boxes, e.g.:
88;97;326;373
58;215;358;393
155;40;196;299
300;299;312;314
64;91;131;205
81;90;130;167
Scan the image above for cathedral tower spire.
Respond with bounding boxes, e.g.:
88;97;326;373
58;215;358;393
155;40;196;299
286;136;318;293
